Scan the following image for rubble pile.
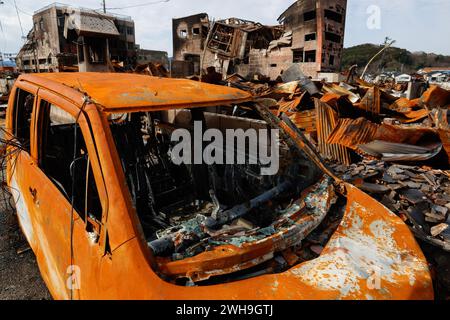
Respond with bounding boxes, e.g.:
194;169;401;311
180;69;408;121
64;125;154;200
333;160;450;250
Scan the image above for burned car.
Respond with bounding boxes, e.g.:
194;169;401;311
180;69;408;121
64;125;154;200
4;73;433;299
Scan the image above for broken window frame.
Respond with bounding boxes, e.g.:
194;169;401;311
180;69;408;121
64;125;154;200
293;49;304;63
324;9;343;23
303;10;317;22
325;32;342;44
35;98;103;225
11;88;35;154
179;29;188;39
192;27;201;36
304;33;317;42
305;50;316;63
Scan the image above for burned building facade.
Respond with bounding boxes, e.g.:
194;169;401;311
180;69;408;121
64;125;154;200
172;0;347;80
275;0;347;79
172;13;210;77
16;3;136;73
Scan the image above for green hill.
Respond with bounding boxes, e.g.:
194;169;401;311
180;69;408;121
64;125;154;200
341;44;450;74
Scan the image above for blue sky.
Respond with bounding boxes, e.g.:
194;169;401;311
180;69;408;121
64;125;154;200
0;0;449;56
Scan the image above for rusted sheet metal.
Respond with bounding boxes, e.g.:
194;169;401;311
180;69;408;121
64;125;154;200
277;96;302;114
273;81;299;95
320;92;341;107
322;83;360;104
288;109;316;133
327;118;439;151
355;86;381;115
282;183;433;300
389;97;419;111
327;118;379;150
358;140;443;162
315;99;352;165
421;85;450;108
19;73;253;112
433;108;450;163
388;98;430;123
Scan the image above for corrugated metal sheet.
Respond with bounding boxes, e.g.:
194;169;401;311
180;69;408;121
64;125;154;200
327;117;439;151
288;109;316;133
327;118;379;150
315;99;352;165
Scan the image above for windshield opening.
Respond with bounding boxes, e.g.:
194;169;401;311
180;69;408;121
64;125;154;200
108;103;346;285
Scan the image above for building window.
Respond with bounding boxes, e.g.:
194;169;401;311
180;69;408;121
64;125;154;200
128;42;135;50
304;10;316;22
127;27;134;35
192;27;200;36
57;16;65;27
329;55;335;66
39;19;45;32
305;33;316;41
293;49;304;63
270;63;277;68
179;29;188;38
324;10;343;23
85;37;105;63
325;32;341;43
305;50;316;62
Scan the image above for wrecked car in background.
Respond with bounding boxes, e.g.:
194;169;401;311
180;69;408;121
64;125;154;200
3;73;433;300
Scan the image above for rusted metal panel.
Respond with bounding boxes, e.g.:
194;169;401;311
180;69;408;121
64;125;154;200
18;73;253;112
328;117;439;152
322;83;360;104
315;99;352;165
288;109;316;133
327;118;379;150
358;140;443;162
355;86;381;115
421;85;450;108
433;108;450;163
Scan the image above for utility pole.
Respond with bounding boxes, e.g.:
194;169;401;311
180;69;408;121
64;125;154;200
102;0;106;13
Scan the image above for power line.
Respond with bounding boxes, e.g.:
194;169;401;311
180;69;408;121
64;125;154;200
13;0;24;39
106;0;170;10
3;0;32;16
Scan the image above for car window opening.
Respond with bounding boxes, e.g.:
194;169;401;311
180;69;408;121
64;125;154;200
38;100;102;224
109;104;347;286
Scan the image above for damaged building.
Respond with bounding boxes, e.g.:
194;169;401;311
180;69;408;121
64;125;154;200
16;3;136;73
172;0;347;80
171;13;210;77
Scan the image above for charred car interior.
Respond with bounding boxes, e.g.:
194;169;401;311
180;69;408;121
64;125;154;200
108;104;347;285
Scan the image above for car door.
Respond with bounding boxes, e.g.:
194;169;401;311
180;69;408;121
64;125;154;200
7;85;40;251
26;89;107;300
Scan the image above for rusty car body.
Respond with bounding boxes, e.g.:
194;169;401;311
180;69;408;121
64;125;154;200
4;73;433;300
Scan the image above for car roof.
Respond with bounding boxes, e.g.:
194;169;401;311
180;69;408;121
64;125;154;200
18;73;253;113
